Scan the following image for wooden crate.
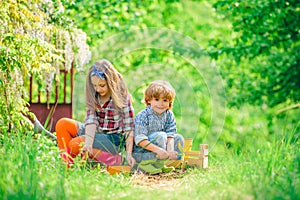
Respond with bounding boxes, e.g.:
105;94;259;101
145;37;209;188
183;138;208;169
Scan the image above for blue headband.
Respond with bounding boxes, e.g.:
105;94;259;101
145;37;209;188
90;65;105;80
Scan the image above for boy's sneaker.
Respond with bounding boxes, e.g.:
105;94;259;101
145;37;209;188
165;160;183;169
161;166;175;173
152;159;175;173
138;161;162;175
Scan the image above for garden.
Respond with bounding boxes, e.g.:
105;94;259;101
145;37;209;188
0;0;299;199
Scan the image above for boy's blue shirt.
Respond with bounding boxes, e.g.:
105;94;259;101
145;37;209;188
134;105;176;145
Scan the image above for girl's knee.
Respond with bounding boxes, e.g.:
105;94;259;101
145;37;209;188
56;118;78;136
56;118;70;131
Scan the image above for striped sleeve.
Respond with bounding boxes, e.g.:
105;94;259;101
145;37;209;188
165;110;176;137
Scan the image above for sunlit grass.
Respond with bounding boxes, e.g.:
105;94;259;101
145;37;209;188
1;124;298;200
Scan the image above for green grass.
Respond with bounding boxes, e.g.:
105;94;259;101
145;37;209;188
1;125;298;200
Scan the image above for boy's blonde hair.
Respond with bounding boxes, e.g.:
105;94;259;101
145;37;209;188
86;59;129;111
144;80;176;109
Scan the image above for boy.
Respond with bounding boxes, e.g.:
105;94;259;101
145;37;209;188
133;80;184;163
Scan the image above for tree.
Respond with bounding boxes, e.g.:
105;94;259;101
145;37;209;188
211;0;300;107
65;0;147;46
0;0;91;133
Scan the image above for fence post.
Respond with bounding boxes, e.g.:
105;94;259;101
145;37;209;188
200;144;209;169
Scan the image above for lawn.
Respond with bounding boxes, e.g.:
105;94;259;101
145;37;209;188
1;125;298;200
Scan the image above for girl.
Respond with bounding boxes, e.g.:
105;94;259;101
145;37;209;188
56;59;136;167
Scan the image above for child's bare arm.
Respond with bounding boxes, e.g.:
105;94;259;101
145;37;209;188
166;137;174;151
138;140;169;159
82;124;96;156
124;130;136;167
166;137;178;159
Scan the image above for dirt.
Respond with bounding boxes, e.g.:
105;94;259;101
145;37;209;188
130;170;187;189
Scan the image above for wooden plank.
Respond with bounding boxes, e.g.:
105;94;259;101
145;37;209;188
184;158;202;166
184;151;200;157
183;143;209;169
200;144;209;169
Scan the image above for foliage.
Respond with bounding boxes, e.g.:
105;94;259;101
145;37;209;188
211;0;300;107
65;0;147;46
61;0;300;152
70;1;228;142
0;0;91;133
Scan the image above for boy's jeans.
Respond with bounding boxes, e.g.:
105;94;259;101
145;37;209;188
132;131;184;163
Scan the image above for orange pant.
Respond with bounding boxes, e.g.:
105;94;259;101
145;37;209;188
56;118;107;160
56;118;91;156
56;118;121;165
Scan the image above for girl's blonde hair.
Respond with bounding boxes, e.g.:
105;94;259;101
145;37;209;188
144;80;176;109
86;59;129;111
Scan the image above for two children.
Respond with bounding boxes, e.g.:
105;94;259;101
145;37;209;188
56;59;184;172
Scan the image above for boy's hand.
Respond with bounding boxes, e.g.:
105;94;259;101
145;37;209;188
156;148;169;159
167;150;178;160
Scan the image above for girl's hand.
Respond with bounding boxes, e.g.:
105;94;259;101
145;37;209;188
82;124;96;158
81;144;93;159
126;153;136;167
156;148;169;159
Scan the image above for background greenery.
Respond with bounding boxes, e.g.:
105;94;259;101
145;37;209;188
0;0;299;199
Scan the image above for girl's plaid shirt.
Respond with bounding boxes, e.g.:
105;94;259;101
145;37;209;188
85;96;134;135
